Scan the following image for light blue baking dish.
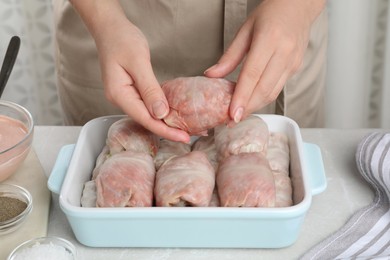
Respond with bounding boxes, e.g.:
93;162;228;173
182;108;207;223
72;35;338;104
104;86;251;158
48;115;326;248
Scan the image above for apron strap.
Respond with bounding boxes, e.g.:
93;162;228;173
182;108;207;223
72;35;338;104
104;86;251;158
223;0;247;51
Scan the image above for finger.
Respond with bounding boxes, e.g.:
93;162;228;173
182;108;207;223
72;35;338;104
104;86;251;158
125;58;169;120
251;50;292;107
243;45;303;115
115;88;191;143
204;21;252;78
229;36;275;122
246;70;290;116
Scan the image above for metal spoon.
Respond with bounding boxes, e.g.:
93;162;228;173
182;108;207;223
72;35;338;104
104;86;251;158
0;36;21;98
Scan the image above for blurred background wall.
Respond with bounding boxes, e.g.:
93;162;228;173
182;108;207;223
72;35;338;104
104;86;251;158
0;0;61;125
325;0;390;128
0;0;389;128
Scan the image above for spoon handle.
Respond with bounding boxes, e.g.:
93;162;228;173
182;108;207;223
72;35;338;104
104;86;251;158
0;36;21;98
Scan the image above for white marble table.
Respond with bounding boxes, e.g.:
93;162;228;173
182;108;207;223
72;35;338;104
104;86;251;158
33;126;382;260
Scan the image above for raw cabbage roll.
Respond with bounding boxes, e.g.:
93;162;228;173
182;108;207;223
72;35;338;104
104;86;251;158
217;152;276;207
91;145;110;179
214;115;269;160
80;180;97;207
154;151;215;207
106;117;159;156
267;132;290;175
95;151;155;207
162;76;235;136
273;171;293;207
267;132;292;207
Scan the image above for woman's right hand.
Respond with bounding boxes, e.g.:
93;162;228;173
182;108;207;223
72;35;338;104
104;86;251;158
70;0;190;143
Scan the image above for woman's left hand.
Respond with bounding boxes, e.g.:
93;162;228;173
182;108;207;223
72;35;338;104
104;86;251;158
205;0;326;123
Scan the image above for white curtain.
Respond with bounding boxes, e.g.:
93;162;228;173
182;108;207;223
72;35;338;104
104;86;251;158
326;0;390;128
380;1;390;128
0;0;389;128
0;0;62;125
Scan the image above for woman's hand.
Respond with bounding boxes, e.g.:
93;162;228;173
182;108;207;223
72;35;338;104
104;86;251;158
70;0;190;143
205;0;326;123
95;19;190;143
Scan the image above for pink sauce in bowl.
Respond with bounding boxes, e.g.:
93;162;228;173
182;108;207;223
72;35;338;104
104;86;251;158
0;102;34;182
0;116;28;151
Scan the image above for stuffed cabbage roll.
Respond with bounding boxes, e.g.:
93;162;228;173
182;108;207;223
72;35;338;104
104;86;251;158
95;151;155;207
154;151;215;207
214;115;269;160
273;171;293;207
106;117;159;156
154;139;191;170
217;152;276;207
91;145;110;179
81;180;97;207
162;76;235;136
267;132;292;207
267;132;290;175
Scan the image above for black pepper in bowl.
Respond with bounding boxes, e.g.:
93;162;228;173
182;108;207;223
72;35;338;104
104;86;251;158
0;196;27;222
0;184;32;235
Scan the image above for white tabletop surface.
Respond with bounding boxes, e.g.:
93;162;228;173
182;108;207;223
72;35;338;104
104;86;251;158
32;126;382;260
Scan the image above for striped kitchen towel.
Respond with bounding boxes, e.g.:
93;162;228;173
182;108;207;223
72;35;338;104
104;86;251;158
301;132;390;260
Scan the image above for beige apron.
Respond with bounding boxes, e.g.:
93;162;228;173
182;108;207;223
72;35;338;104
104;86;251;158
53;0;327;128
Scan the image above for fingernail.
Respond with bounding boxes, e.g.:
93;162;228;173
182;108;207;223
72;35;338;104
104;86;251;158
152;101;168;119
233;107;243;123
184;137;191;144
204;64;218;74
176;133;191;144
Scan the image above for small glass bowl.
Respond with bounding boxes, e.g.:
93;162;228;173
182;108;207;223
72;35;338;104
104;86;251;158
0;100;34;182
0;183;33;235
7;236;77;260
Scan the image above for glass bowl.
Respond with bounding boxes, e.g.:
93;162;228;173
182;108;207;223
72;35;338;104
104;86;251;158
0;100;34;182
7;236;77;260
0;183;33;235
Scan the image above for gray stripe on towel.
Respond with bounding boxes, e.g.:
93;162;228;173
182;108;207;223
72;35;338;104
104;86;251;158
300;132;390;260
351;220;390;258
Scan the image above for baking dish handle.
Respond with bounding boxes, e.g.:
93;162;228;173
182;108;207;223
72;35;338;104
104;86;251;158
47;144;75;195
303;142;327;196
